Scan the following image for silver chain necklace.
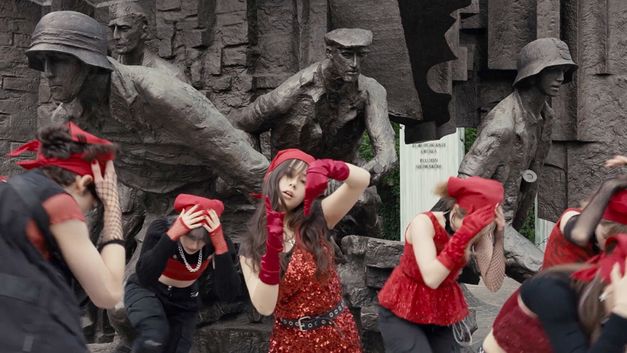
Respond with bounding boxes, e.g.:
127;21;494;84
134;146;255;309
177;242;203;272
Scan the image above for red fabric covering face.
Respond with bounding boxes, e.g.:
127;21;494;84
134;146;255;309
8;122;113;177
173;193;224;217
543;208;598;269
378;212;468;326
602;190;627;225
265;148;315;179
161;257;210;281
492;290;553;353
572;234;627;283
447;176;504;212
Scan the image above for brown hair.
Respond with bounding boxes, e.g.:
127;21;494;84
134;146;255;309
543;265;608;342
239;159;333;280
433;180;468;217
38;123;117;197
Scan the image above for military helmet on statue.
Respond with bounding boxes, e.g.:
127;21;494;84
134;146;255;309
26;11;113;72
513;37;577;87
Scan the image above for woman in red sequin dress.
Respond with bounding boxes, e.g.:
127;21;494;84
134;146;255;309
377;177;506;353
239;149;370;353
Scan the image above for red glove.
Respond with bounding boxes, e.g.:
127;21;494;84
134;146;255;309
259;196;285;285
208;225;228;255
304;159;349;215
166;216;191;241
437;205;495;272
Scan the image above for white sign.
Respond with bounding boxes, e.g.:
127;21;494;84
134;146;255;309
399;127;465;240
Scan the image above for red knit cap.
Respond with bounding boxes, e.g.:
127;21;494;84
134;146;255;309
8;122;114;177
265;148;315;179
602;190;627;225
572;234;627;284
447;176;504;213
173;193;224;217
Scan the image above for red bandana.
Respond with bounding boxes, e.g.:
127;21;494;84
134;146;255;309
448;176;504;213
572;234;627;283
8;122;114;177
602;190;627;225
265;148;315;179
173;193;224;225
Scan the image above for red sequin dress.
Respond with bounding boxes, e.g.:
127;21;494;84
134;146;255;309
269;246;362;353
543;208;597;269
378;212;468;326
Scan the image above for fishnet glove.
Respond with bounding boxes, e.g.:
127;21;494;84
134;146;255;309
92;161;123;242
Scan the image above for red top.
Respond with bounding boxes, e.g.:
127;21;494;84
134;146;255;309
377;212;468;326
25;193;85;260
161;257;210;281
543;208;597;269
269;246;361;353
492;289;552;353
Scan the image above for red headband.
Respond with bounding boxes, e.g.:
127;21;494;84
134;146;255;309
8;122;114;177
448;176;504;213
173;193;225;223
265;148;315;179
571;234;627;283
602;190;627;225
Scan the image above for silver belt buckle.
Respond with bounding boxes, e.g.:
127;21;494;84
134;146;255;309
297;316;311;331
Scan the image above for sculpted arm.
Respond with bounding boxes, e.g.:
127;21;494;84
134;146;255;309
362;80;397;184
458;118;512;179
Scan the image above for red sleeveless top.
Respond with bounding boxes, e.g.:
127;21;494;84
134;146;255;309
377;212;468;326
161;257;210;281
492;289;552;353
543;208;597;269
269;246;361;353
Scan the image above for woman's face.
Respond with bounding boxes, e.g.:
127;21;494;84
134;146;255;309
66;175;98;214
277;166;307;212
180;228;207;254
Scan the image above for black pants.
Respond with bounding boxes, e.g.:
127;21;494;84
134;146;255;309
378;306;456;353
125;279;199;353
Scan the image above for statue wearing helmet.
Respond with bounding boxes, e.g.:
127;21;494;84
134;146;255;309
458;37;577;281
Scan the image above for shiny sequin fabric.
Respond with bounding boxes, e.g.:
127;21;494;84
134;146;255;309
492;289;552;353
542;208;597;269
378;212;468;326
269;246;362;353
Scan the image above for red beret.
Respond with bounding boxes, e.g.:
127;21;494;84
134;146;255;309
173;194;224;217
265;148;315;178
572;234;627;284
602;190;627;225
448;176;504;213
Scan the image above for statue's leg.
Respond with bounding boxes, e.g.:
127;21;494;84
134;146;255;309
503;225;543;282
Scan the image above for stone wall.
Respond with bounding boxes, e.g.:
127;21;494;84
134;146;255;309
0;0;41;177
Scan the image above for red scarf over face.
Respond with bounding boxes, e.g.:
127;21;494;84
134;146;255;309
8;122;114;177
572;234;627;283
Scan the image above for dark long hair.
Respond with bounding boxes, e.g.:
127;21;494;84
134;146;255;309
239;159;333;280
38;123;117;197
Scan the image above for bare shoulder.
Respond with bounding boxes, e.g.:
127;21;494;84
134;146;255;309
406;213;435;244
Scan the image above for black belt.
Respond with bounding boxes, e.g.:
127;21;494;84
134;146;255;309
278;300;347;331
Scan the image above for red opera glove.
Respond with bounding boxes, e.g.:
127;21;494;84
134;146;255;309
209;225;228;255
166;216;190;241
259;196;285;285
304;159;350;215
437;205;495;272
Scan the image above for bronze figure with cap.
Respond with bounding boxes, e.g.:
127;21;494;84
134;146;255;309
108;1;189;83
230;28;397;186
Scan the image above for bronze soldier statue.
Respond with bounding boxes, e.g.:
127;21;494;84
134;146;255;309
108;1;189;83
459;37;577;280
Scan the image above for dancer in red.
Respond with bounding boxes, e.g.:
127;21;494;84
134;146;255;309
377;176;506;353
543;176;627;268
239;149;370;353
1;122;124;352
482;234;627;353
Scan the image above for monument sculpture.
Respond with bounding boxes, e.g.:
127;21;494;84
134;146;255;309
26;10;270;349
230;28;397;237
107;1;189;83
458;37;578;281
